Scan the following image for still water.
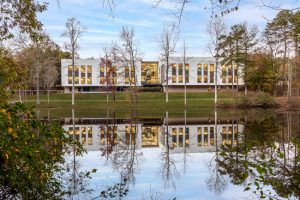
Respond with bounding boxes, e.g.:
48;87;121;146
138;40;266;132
61;110;299;200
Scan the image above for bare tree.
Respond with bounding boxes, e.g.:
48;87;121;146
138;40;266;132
207;16;226;104
61;17;86;106
182;40;188;107
119;26;142;104
159;23;178;103
41;59;58;104
100;46;112;104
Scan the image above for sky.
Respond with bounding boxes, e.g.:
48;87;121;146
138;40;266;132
38;0;299;60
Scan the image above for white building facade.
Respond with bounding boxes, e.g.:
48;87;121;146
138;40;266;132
61;57;244;92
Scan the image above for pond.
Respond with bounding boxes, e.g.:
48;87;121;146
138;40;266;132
59;109;300;200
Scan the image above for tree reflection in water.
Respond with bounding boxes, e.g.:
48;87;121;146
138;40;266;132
158;111;180;189
216;114;300;199
206;111;228;195
98;110;144;199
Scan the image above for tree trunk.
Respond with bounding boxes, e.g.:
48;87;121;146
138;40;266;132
72;49;75;106
166;60;169;103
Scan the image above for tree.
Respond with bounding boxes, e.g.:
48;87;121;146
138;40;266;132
244;53;277;93
218;23;257;94
182;40;188;107
100;46;113;104
119;26;142;104
61;17;86;106
0;0;47;41
240;22;258;94
207;16;226;104
159;23;178;103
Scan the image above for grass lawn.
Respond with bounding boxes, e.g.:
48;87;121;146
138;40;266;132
19;91;251;119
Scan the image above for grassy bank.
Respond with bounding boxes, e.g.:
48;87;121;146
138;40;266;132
17;91;279;119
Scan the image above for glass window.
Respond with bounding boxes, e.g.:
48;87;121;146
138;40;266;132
234;64;238;83
210;127;214;146
74;66;79;84
125;125;136;144
228;65;233;83
178;127;183;147
131;66;135;84
81;127;86;144
185;64;189;83
172;64;177;83
88;127;93;145
197;127;202;146
210;64;214;83
68;66;73;84
172;128;177;147
142;126;159;147
87;65;92;84
203;64;208;83
125;66;129;84
185;127;189;147
204;127;208;146
81;66;86;84
178;64;183;83
75;127;80;141
197;64;202;83
112;66;117;84
141;62;159;84
222;65;226;83
100;66;105;84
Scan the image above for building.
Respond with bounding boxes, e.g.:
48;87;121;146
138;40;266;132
61;57;244;92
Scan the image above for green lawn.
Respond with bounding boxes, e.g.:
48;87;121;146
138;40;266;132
19;92;246;119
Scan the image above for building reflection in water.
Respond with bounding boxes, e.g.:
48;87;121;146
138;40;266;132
63;117;244;153
62;111;300;200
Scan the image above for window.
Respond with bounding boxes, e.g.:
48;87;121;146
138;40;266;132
178;127;183;147
203;64;208;83
87;65;92;84
112;66;117;84
197;127;202;146
178;64;183;83
185;64;189;83
142;126;159;147
125;66;130;84
210;64;214;83
185;127;189;147
197;64;202;83
81;127;86;144
74;66;79;84
141;62;159;84
125;125;136;144
234;64;238;83
100;66;105;84
81;66;86;84
68;66;72;84
172;64;177;83
228;65;233;83
222;65;226;83
210;127;214;146
221;127;227;146
131;66;135;84
203;127;208;146
88;127;93;145
172;128;177;147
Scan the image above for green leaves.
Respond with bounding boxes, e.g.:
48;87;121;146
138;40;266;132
0;103;85;199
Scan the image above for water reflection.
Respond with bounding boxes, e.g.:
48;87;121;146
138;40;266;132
62;110;299;200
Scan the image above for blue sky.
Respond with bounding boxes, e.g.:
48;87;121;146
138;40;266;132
38;0;299;60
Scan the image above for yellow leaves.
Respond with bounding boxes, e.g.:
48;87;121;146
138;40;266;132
0;108;7;113
8;127;17;139
8;127;13;133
